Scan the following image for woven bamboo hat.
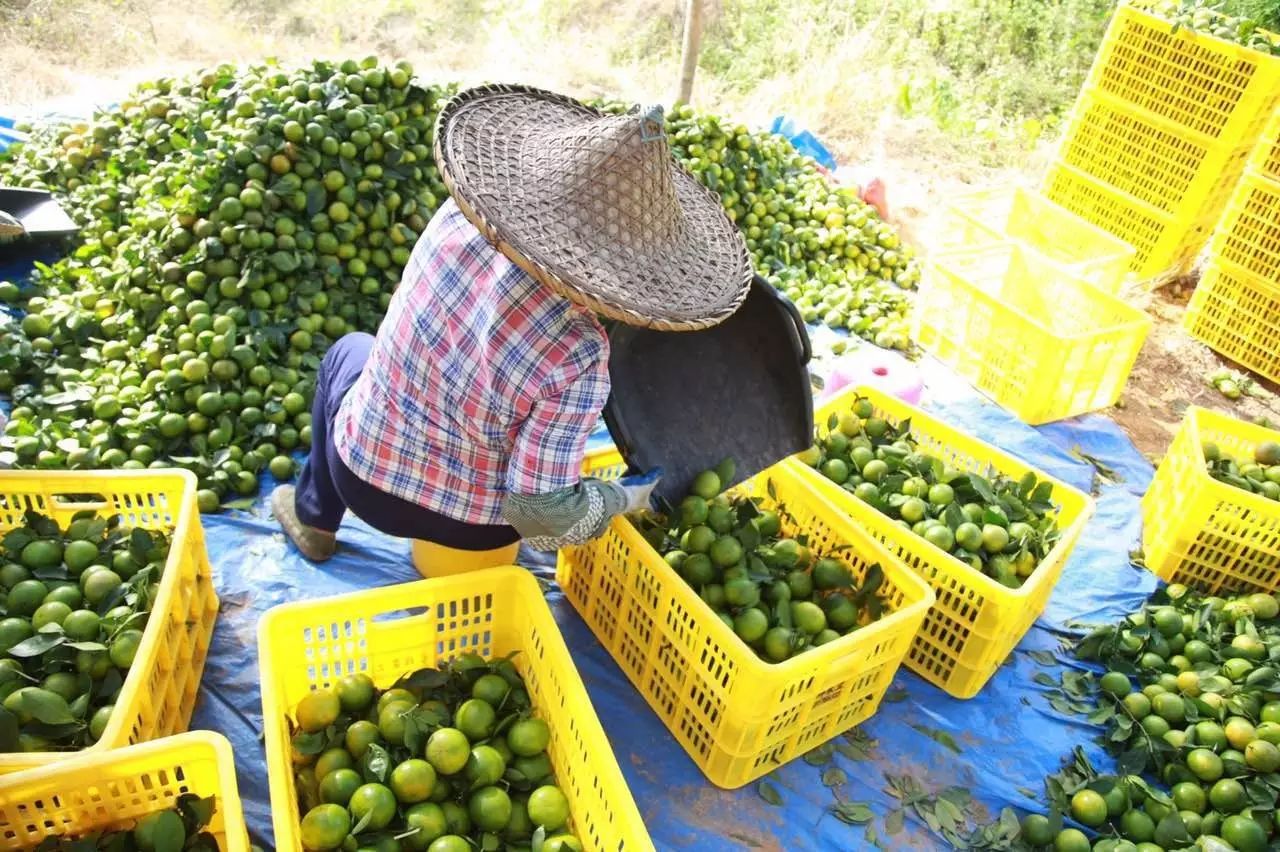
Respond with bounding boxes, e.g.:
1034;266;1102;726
433;84;753;331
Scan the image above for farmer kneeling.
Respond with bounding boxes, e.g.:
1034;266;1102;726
272;85;752;571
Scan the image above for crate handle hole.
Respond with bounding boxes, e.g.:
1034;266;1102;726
51;492;110;510
372;606;429;623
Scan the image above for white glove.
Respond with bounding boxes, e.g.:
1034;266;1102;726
617;468;663;513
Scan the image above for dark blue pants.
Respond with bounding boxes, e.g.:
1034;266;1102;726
294;333;520;550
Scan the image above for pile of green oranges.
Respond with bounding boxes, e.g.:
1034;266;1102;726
290;655;581;852
1204;439;1280;502
1020;584;1280;852
631;459;891;663
0;511;169;752
0;64;918;513
798;394;1062;588
0;59;449;510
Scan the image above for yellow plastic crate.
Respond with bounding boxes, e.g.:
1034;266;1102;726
914;243;1152;424
1252;110;1280;182
1185;258;1280;384
1142;407;1280;594
0;470;218;774
1042;161;1186;280
558;453;934;788
935;186;1136;293
259;568;652;851
789;387;1095;698
1056;88;1257;217
1044;91;1260;280
0;731;249;850
1087;2;1280;144
1209;170;1280;284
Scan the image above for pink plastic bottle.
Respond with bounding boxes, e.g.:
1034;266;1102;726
821;346;923;406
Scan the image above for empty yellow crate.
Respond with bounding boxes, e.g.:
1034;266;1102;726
0;470;218;774
1209;170;1280;284
1086;1;1280;144
558;453;934;788
935;186;1136;293
0;731;249;850
1252;110;1280;182
259;568;651;851
789;387;1095;698
914;242;1152;424
1142;407;1280;594
1184;258;1280;384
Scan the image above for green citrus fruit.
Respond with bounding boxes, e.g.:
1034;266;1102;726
390;758;437;804
348;782;397;830
1120;808;1155;843
1053;828;1090;852
425;837;469;852
109;629;145;668
64;540;99;573
472;673;510;706
466;745;507;787
508;718;551;757
426;728;471;776
1186;748;1224;782
1209;777;1246;812
469;786;513;832
314;748;353;780
32;601;72;630
319;768;362;806
454;698;497;741
527;785;571;832
345;720;381;759
691;470;721;500
1069;789;1107;827
296;688;341;732
300;804;350;851
335;673;375;712
1222;814;1267;852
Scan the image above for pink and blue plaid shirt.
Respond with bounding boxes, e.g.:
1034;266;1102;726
333;198;611;526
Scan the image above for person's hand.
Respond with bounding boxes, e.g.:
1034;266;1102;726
617;468;663;513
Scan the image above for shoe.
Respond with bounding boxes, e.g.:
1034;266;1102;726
271;485;337;562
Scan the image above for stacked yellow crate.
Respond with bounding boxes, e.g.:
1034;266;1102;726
1042;1;1280;282
1184;110;1280;382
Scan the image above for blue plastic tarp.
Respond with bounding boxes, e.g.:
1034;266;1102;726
183;344;1156;850
1;106;1163;850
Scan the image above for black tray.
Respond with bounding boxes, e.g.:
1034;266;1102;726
602;275;814;505
0;188;78;239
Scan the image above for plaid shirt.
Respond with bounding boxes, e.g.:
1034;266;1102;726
333;198;611;526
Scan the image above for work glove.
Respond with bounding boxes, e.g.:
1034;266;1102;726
616;468;663;513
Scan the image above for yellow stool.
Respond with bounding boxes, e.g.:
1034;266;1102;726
410;539;521;579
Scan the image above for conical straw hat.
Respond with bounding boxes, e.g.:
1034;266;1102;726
434;84;753;331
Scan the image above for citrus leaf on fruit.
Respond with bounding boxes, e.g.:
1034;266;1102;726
362;742;391;783
20;690;77;725
822;767;848;787
7;633;66;657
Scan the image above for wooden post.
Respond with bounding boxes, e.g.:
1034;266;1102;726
676;0;703;105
